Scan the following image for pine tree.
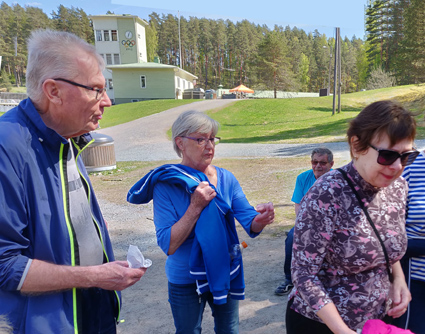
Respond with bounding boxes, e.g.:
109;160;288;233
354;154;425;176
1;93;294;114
255;29;294;97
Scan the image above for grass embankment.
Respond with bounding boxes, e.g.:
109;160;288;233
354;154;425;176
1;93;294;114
99;99;197;128
209;84;425;144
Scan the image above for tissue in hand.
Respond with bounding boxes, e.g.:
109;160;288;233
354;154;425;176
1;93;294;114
127;245;152;268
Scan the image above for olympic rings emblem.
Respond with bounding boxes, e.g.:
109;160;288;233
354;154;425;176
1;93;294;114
121;40;136;47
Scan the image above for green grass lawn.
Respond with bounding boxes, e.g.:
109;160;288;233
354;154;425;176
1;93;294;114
208;97;357;144
206;84;425;144
98;99;197;128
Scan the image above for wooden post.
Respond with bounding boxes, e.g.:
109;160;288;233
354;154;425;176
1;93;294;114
332;28;339;116
337;27;341;114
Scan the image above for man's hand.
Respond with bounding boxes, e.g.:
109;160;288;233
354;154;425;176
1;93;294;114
21;259;147;293
92;261;147;291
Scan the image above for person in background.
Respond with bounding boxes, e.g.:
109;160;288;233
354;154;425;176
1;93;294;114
0;29;146;333
275;148;334;295
393;150;425;333
127;110;275;334
287;100;416;333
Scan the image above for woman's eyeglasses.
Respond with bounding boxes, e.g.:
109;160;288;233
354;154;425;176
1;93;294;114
182;136;220;146
369;144;419;166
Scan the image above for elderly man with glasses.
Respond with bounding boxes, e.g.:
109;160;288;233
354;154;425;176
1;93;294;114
275;147;334;296
0;29;147;333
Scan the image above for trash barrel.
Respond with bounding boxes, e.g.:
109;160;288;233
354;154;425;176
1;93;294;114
81;132;116;172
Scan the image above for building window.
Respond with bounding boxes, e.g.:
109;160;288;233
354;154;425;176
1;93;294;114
106;54;112;65
113;54;120;65
103;30;110;41
140;75;146;88
96;30;102;41
108;79;113;89
111;30;118;41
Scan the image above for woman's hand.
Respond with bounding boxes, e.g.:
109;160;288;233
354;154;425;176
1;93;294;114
316;303;357;334
251;202;274;232
387;275;411;318
168;181;216;255
190;181;216;212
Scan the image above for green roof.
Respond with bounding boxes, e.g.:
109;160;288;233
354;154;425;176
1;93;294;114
107;62;198;80
107;62;176;70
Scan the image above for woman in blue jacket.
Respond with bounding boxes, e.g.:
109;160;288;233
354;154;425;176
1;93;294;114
128;110;275;333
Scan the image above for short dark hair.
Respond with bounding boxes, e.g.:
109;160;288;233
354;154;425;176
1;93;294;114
311;147;333;163
347;100;416;157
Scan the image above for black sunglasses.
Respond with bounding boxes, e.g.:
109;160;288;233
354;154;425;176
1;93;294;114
369;144;419;166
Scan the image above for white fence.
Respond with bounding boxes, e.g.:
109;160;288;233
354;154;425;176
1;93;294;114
0;99;19;112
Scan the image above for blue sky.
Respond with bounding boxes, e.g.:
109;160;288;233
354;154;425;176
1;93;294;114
6;0;367;39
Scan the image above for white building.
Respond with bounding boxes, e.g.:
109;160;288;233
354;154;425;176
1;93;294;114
90;14;148;103
90;14;197;104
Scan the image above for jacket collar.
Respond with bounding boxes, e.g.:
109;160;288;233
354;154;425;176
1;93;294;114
19;98;92;150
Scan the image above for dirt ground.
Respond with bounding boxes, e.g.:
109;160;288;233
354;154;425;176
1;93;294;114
90;154;350;334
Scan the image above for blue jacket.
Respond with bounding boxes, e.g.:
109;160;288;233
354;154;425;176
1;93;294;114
0;99;121;333
128;164;246;304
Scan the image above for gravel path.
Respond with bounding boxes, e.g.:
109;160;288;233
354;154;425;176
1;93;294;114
99;99;425;162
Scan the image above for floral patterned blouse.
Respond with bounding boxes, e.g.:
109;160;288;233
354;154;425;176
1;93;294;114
289;161;408;331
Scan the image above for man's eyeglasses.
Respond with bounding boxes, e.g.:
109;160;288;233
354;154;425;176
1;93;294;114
369;144;419;166
53;78;107;101
182;136;221;146
311;160;329;167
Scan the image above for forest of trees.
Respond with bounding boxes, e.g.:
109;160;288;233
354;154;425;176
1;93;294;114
0;0;424;94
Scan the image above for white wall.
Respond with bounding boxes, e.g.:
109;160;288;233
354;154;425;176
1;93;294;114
135;22;147;62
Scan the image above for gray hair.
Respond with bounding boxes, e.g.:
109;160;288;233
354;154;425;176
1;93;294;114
311;147;334;163
26;29;105;105
172;110;219;157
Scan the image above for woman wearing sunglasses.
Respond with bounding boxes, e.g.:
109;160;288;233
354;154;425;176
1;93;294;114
286;100;418;334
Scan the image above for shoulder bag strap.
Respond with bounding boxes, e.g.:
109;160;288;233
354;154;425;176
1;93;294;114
337;168;394;283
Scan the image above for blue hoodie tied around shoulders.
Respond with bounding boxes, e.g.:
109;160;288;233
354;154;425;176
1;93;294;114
127;164;245;304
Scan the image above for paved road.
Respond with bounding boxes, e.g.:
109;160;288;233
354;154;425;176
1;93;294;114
99;100;425;162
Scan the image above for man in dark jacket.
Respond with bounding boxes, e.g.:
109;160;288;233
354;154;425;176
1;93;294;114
0;29;147;333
